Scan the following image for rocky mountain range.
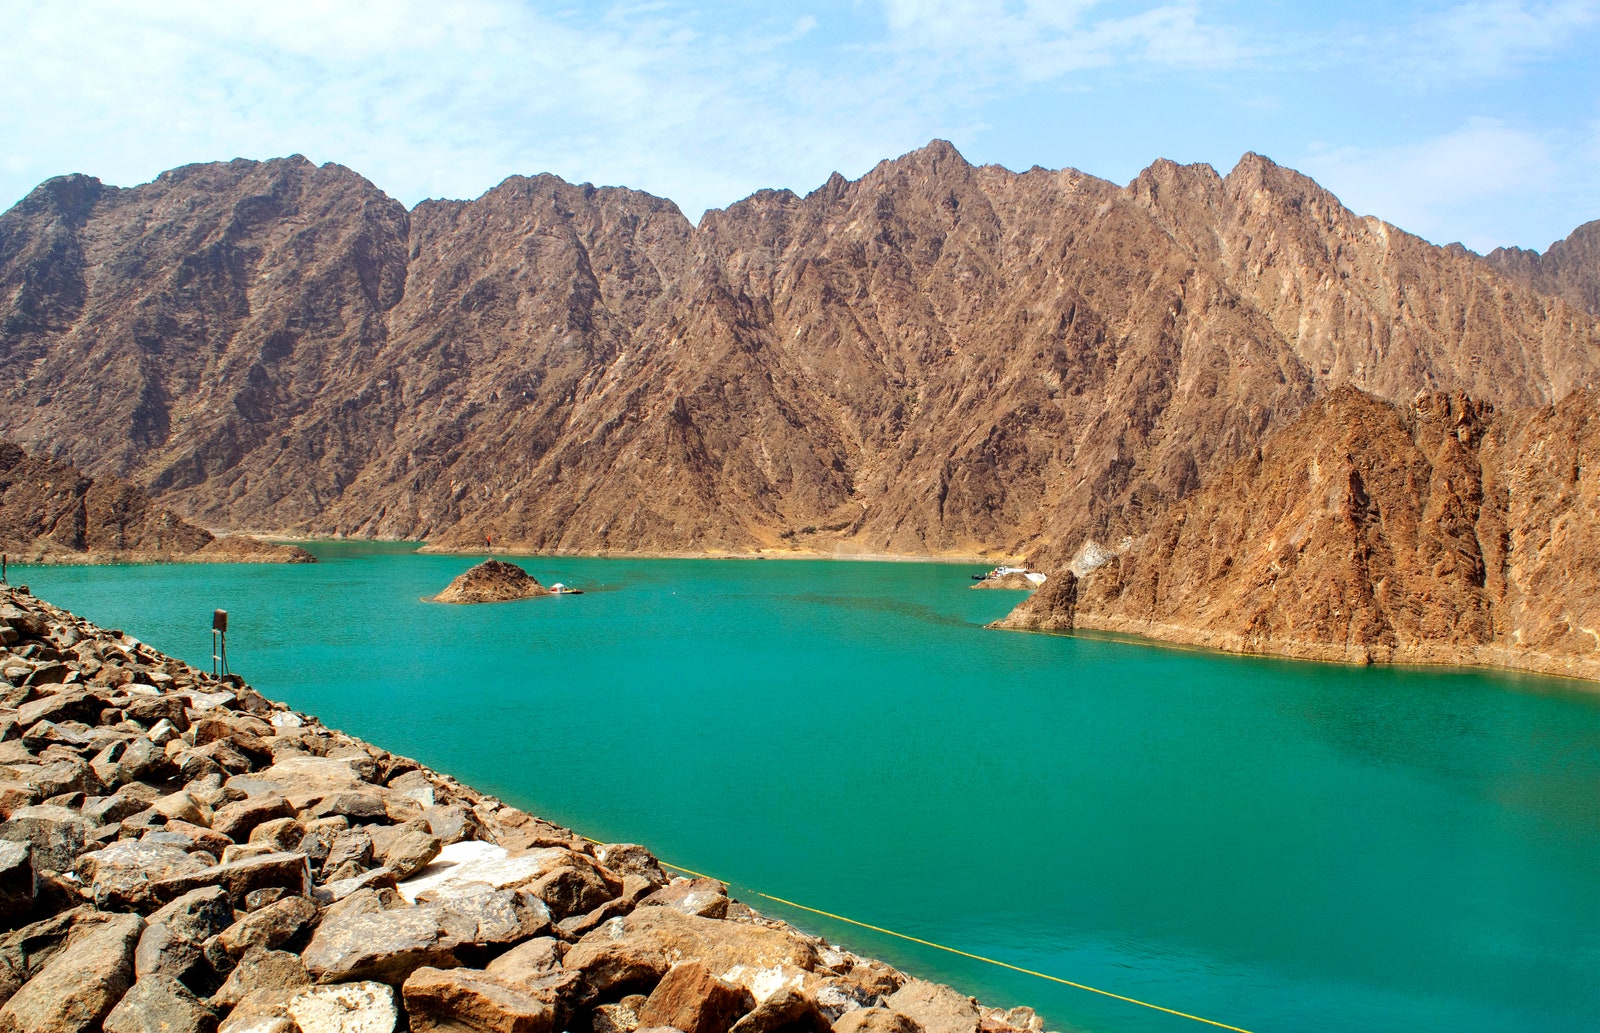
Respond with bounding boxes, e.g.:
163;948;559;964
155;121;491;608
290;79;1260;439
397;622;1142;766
0;142;1596;675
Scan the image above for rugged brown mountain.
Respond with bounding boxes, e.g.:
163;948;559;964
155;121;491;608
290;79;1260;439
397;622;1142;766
0;441;311;563
1486;219;1600;317
996;386;1600;681
2;144;1597;563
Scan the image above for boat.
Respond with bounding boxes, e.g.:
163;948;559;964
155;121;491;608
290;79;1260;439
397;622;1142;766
549;582;583;595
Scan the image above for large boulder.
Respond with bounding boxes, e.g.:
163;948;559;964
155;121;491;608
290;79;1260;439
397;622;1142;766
431;562;550;605
301;905;460;986
136;886;235;984
0;806;90;874
564;906;819;998
637;962;755;1033
76;839;212;910
0;912;143;1033
285;982;399;1033
831;1011;925;1033
150;851;311;908
638;878;730;919
214;949;312;1009
881;982;980;1033
102;973;218;1033
211;896;319;961
402;966;558;1033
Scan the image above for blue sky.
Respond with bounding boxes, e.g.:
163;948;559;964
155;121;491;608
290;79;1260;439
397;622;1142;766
4;1;1597;252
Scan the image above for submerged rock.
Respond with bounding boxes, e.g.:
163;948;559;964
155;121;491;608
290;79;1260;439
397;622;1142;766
430;561;550;604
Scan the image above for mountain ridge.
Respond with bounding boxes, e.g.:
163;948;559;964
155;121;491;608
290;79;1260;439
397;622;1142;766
2;141;1598;675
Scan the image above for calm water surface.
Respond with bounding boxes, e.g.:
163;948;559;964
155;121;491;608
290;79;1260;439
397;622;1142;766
17;544;1600;1033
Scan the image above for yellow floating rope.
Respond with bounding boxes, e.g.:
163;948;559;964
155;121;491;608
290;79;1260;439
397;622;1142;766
575;839;1257;1033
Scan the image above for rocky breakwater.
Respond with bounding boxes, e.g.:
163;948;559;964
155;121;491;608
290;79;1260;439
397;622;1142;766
431;560;550;604
0;585;1053;1033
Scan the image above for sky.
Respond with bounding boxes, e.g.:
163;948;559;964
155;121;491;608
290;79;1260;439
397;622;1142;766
3;1;1598;253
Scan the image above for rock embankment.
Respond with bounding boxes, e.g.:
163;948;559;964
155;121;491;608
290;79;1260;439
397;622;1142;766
431;560;550;604
0;586;1050;1033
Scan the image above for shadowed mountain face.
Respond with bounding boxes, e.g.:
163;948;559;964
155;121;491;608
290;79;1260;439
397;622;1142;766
0;440;312;563
1;143;1597;569
999;387;1600;681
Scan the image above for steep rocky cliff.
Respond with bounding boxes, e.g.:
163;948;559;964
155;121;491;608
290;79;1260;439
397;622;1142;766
1486;219;1600;317
0;442;311;563
3;144;1597;562
998;387;1600;681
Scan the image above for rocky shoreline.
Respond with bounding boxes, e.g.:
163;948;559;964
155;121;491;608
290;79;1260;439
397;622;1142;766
0;585;1054;1033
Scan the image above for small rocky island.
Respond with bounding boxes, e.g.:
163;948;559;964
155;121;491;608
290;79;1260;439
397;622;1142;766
0;585;1054;1033
431;560;550;604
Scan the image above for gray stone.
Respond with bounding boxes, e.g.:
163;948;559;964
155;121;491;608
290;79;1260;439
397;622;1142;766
102;972;217;1033
0;805;91;874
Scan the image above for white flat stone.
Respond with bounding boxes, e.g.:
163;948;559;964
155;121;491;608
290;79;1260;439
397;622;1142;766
396;841;569;903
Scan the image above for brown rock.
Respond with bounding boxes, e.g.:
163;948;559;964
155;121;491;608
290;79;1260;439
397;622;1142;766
150;850;311;908
593;844;669;888
137;885;234;982
565;907;818;998
402;966;557;1033
0;911;142;1033
638;878;729;920
102;973;217;1033
882;981;979;1033
0;805;91;874
213;895;318;960
379;826;442;880
211;797;293;842
727;990;831;1033
483;938;563;987
213;948;312;1009
77;839;212;910
637;962;754;1033
431;562;550;605
300;903;460;986
831;1011;924;1033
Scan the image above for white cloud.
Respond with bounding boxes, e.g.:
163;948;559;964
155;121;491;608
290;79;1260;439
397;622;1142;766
1398;0;1600;81
1297;120;1577;250
877;0;1249;78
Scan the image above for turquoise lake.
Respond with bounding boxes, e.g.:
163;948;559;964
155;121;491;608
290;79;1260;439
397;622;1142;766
14;543;1600;1033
